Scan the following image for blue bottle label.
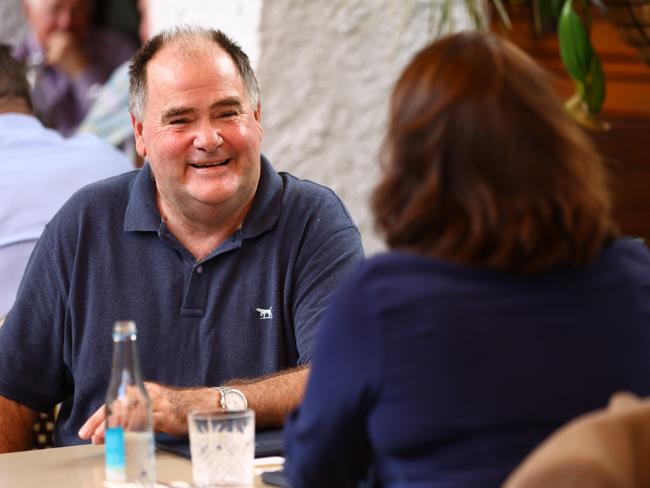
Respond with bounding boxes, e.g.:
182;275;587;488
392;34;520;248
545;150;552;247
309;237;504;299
105;426;126;479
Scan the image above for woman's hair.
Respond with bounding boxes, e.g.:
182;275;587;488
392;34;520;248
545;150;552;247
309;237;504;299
372;31;617;272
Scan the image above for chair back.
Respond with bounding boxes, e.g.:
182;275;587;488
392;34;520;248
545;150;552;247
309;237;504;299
504;392;650;488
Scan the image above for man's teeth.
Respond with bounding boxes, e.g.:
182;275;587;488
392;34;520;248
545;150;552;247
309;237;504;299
192;159;229;168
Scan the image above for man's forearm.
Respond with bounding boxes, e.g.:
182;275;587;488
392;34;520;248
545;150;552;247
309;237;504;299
81;367;311;441
226;366;310;427
0;396;37;453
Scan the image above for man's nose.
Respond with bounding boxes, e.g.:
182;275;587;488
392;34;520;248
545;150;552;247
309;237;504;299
193;122;223;152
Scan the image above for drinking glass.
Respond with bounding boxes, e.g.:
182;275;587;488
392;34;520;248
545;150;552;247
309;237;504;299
188;410;255;487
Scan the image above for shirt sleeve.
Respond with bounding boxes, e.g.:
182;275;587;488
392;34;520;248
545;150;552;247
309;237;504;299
0;228;69;412
77;63;131;146
284;265;380;488
290;201;364;365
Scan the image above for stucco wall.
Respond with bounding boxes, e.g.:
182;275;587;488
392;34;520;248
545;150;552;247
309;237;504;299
258;0;473;254
259;0;475;254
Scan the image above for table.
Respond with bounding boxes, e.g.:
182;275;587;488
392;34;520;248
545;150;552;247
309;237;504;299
0;444;281;487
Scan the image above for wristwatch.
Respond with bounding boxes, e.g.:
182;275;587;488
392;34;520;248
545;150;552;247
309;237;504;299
215;386;248;412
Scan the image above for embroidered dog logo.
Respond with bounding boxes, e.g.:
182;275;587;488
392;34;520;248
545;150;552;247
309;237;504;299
256;306;273;319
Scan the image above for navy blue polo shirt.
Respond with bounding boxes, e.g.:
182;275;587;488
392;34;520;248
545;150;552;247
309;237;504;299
0;155;363;446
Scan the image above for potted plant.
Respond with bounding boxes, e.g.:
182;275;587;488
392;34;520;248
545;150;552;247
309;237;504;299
445;1;612;129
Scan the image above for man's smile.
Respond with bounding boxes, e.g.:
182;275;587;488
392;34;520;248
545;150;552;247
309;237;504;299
189;158;232;169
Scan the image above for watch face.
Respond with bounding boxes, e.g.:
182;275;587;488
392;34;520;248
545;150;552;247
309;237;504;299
225;390;247;411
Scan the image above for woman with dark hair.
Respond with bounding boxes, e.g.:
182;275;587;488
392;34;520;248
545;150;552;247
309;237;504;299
283;31;650;487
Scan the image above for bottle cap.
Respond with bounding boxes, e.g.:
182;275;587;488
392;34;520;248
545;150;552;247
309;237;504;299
112;320;137;339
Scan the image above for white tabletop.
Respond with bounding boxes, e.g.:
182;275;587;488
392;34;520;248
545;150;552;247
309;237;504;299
0;444;281;487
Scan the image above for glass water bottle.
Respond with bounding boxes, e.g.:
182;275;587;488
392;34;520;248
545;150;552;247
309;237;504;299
105;320;156;483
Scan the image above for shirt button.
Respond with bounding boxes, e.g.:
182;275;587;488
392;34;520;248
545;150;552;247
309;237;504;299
196;265;203;274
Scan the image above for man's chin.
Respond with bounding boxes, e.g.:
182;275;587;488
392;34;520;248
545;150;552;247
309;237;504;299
188;189;239;208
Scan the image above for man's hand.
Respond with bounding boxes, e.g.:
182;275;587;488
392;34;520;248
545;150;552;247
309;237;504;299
78;403;106;445
79;367;309;444
45;31;89;78
146;383;216;436
78;383;217;444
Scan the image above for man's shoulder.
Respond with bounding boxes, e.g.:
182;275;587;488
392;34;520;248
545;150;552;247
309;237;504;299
63;130;130;160
35;169;137;262
278;171;337;196
270;171;363;259
43;130;133;183
0;113;133;210
278;171;355;224
2;112;130;167
53;169;137;218
75;167;137;195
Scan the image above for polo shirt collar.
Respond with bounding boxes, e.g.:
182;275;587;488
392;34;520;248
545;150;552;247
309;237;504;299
123;155;282;237
242;154;282;239
124;163;161;232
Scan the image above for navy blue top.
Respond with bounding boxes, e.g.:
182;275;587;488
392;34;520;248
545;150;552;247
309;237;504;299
284;239;650;488
0;156;363;447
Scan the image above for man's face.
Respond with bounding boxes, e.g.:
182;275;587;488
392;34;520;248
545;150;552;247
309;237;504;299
132;41;263;219
24;0;90;47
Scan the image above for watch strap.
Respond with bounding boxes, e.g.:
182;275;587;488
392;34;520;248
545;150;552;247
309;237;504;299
214;386;229;410
214;386;248;411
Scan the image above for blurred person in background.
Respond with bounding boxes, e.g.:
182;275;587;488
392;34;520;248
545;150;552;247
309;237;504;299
12;0;136;136
78;0;150;163
0;44;133;317
284;31;650;488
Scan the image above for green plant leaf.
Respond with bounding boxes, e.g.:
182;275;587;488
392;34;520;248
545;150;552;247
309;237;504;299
584;54;605;114
558;0;592;82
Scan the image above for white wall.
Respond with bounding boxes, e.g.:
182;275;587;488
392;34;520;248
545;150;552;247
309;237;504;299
148;0;261;69
257;0;474;254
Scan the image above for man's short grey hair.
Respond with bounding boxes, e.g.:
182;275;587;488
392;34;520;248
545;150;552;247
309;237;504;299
128;26;260;121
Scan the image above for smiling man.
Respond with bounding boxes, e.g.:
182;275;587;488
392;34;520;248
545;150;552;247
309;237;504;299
0;27;363;451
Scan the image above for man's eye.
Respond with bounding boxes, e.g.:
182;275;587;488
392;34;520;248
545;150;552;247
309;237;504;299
170;118;189;125
220;111;238;118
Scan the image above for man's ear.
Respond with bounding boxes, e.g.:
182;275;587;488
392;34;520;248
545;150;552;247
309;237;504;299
254;101;261;123
254;101;263;140
131;113;147;158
